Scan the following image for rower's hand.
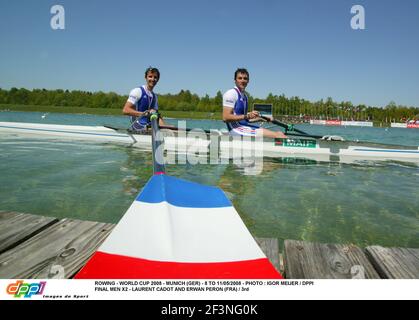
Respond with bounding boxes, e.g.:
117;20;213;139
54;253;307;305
143;109;157;118
246;111;260;120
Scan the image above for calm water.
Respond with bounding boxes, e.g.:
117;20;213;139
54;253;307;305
1;111;418;249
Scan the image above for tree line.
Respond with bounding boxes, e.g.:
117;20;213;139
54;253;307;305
1;87;418;123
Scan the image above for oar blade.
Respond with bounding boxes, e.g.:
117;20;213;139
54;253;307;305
75;174;281;279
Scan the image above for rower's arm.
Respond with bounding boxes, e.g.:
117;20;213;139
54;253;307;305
223;107;261;122
223;107;246;122
122;101;144;117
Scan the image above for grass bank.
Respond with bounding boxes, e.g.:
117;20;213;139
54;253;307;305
0;104;222;120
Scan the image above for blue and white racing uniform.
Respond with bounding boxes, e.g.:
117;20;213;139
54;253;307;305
127;85;158;132
222;86;260;136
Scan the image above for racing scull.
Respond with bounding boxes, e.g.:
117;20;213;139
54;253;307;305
1;121;418;164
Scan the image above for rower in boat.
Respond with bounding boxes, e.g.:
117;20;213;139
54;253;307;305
122;66;174;133
222;68;287;139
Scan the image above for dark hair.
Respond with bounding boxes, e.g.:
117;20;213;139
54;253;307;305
145;66;160;79
234;68;249;80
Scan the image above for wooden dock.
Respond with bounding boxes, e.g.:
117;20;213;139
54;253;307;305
0;210;418;279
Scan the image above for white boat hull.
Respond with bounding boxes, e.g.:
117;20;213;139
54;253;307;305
1;121;418;164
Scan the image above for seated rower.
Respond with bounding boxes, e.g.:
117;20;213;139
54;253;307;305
222;68;287;138
122;66;171;132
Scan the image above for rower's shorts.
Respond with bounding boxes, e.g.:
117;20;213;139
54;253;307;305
229;126;263;137
131;121;149;133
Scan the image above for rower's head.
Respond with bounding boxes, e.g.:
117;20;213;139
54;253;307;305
234;68;249;92
145;66;160;90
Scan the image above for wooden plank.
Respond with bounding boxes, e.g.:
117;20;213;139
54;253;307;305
0;211;58;254
255;237;281;273
365;246;419;279
0;218;114;279
284;240;380;279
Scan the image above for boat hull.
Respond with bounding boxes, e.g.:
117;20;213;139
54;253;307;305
1;121;418;164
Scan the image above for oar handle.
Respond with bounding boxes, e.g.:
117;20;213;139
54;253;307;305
260;115;288;130
260;115;310;135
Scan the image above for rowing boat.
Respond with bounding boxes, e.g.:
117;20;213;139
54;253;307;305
75;113;281;278
1;121;418;164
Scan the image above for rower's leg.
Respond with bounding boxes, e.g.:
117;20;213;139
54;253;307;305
158;117;176;129
258;128;287;139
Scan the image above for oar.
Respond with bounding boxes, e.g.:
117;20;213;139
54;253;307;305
285;132;324;139
260;115;344;141
159;125;217;135
103;124;126;131
150;113;165;173
105;124;218;136
260;115;310;135
75;111;282;279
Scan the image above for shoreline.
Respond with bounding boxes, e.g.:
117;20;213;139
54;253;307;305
1;104;394;126
0;104;221;120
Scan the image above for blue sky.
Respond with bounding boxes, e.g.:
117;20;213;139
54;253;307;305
0;0;418;107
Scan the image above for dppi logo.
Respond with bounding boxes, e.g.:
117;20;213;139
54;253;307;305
6;280;46;298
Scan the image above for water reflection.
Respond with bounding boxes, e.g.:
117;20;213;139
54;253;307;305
1;132;417;249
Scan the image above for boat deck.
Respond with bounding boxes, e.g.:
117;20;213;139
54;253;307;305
1;210;417;279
